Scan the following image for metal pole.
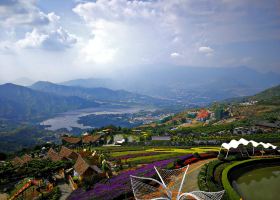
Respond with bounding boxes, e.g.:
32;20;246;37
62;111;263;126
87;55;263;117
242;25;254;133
177;165;189;200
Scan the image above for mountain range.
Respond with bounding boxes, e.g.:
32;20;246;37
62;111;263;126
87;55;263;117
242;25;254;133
0;82;173;122
30;81;169;106
0;83;98;121
0;66;280;122
63;66;280;104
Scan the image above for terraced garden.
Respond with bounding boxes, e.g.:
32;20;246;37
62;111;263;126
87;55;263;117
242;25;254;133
67;146;220;200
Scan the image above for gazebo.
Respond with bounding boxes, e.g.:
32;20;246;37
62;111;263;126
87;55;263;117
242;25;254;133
218;138;277;158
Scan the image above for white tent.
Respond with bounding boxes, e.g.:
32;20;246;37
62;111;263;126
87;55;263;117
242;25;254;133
218;138;277;158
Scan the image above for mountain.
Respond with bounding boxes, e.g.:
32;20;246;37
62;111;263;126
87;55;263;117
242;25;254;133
30;81;173;106
250;84;280;105
61;78;117;89
0;83;99;121
62;66;280;104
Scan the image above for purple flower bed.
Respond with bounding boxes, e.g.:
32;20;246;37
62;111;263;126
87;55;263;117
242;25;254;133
68;154;193;200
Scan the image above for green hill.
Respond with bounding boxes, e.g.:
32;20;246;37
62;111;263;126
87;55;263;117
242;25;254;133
251;84;280;105
0;83;99;121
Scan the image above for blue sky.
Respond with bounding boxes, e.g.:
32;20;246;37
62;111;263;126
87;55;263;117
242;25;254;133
0;0;280;82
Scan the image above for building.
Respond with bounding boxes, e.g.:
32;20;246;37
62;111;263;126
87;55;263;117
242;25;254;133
151;136;171;141
82;134;104;146
197;110;210;121
61;136;82;147
11;156;25;166
74;155;102;181
59;146;79;161
11;154;32;166
22;154;32;163
47;148;64;162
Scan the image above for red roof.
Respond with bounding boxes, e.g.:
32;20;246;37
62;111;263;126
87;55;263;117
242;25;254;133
197;110;210;119
59;146;78;160
47;148;63;162
61;136;81;144
82;135;102;144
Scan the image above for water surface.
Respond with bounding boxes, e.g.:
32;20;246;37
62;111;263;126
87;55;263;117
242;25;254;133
40;105;150;131
233;165;280;200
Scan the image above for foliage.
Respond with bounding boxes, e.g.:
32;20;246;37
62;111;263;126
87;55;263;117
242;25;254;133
198;160;224;192
37;187;61;200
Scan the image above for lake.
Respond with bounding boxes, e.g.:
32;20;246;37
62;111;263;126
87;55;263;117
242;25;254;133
232;165;280;200
40;105;152;131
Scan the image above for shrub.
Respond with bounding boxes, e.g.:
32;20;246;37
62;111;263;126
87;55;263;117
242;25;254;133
198;165;208;191
193;152;201;158
38;187;61;200
198;160;224;192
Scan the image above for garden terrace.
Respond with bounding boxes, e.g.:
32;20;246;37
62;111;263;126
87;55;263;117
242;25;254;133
68;155;192;200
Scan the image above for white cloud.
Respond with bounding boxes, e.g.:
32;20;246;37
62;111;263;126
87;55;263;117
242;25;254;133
198;46;214;55
0;0;50;27
170;52;181;58
17;28;77;50
47;12;60;23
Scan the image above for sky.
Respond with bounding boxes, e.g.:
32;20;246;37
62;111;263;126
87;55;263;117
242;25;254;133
0;0;280;83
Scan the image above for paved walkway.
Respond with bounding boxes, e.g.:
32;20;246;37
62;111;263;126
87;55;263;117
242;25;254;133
0;193;8;200
58;183;73;200
183;158;216;192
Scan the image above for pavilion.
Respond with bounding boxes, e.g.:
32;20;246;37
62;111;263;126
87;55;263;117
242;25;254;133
218;138;277;158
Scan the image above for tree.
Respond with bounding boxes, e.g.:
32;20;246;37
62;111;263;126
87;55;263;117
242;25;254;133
0;152;7;161
101;159;112;178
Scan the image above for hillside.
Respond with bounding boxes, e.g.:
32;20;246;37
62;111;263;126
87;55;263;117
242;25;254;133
30;81;173;106
146;84;280;130
0;83;99;121
251;85;280;105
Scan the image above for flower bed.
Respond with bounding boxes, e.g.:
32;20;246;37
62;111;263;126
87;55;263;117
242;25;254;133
113;151;161;160
68;154;192;200
183;157;199;165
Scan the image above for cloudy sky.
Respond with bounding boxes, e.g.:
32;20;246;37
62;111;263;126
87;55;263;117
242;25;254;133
0;0;280;83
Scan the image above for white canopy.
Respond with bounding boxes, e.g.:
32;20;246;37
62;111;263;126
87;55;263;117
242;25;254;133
221;138;277;150
219;138;277;158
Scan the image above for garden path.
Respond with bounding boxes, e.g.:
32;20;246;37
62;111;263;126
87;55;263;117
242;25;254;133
58;183;73;200
0;193;8;200
183;158;216;192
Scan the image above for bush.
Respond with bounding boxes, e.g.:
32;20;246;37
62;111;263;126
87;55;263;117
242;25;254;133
193;152;201;158
198;160;224;192
38;187;61;200
198;165;208;191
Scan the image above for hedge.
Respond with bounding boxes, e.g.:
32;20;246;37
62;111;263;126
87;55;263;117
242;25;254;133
222;157;280;200
198;160;224;192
